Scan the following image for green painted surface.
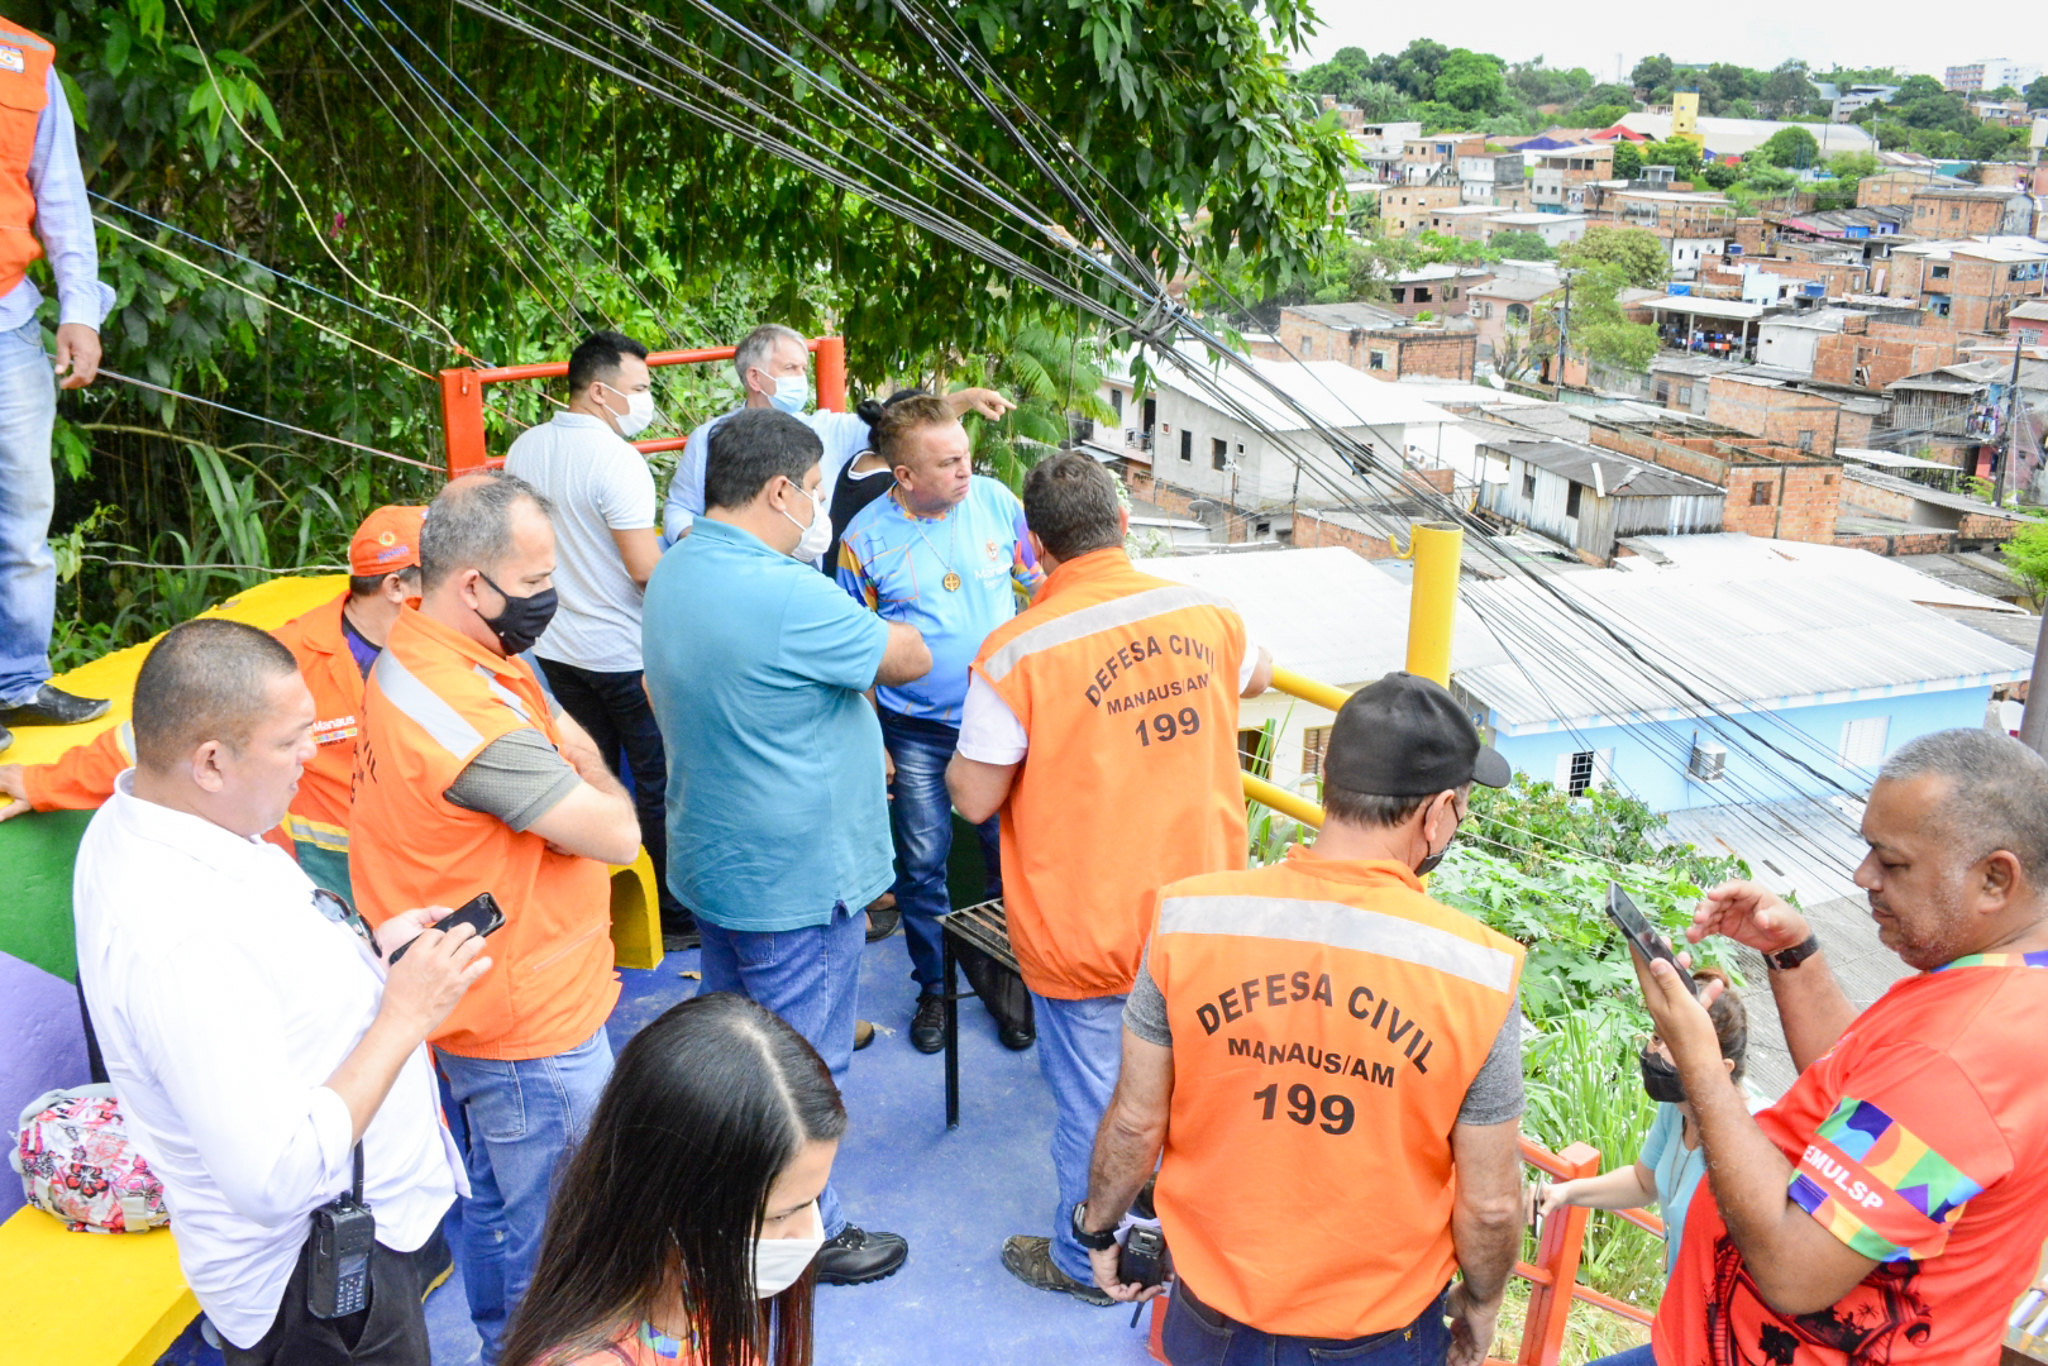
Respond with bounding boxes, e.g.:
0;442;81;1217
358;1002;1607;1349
0;810;91;983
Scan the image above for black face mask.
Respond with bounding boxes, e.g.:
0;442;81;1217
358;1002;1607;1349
476;571;558;655
1639;1048;1687;1105
1414;801;1462;877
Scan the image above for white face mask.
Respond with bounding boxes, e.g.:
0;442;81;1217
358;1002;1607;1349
768;372;810;415
751;1201;826;1299
602;384;657;438
780;479;832;563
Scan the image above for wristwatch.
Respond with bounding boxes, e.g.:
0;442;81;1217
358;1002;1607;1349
1070;1202;1118;1252
1767;934;1821;972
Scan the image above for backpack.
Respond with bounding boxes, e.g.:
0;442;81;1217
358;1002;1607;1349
10;1085;169;1233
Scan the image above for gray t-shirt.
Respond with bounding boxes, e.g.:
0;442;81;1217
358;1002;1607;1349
444;729;581;831
1123;945;1526;1126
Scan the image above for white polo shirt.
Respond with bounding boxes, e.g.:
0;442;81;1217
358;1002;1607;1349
73;775;464;1348
505;411;659;674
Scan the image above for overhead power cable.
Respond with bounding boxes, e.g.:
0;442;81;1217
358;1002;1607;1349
98;367;442;471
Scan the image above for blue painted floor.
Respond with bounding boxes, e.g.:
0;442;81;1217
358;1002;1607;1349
159;928;1161;1365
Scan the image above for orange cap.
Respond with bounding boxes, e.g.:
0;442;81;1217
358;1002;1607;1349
348;505;427;578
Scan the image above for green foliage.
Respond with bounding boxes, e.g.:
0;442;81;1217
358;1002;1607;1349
1630;55;1674;100
2027;76;2048;111
1698;160;1742;190
1569;102;1630;131
1825;151;1878;181
954;318;1113;496
1559;226;1669;290
1641;137;1703;178
1435;48;1509;115
1610;140;1643;180
2004;520;2048;602
1506;59;1594;110
1755;126;1819;169
1488;230;1553;261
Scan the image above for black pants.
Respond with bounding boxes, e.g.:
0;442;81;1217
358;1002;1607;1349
223;1237;434;1366
537;657;685;924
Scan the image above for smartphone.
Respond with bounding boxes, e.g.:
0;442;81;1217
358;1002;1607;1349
1605;883;1699;998
388;892;505;965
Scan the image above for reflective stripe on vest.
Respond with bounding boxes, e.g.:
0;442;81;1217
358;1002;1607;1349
979;584;1228;682
1158;894;1519;994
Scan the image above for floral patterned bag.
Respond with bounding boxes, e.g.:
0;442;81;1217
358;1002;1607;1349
10;1085;169;1233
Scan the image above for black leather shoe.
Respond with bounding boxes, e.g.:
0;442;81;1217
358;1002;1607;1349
910;993;946;1054
0;722;11;755
999;1022;1035;1051
864;908;900;942
661;916;700;952
0;684;110;727
815;1225;908;1285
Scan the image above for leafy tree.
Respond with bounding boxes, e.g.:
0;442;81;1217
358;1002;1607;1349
1641;137;1703;178
1506;60;1593;109
1487;229;1553;260
1700;63;1756;114
2004;521;2048;603
1559;225;1670;288
1349;80;1410;120
1808;177;1861;210
1568;83;1636;124
1572;103;1631;131
1630;54;1674;100
1298;46;1374;105
1554;262;1659;372
1699;160;1742;189
1389;38;1450;101
1825;151;1878;181
1434;48;1508;114
1741;164;1797;195
1872;119;1912;150
1610;139;1643;179
2027;75;2048;110
1760;62;1819;118
1755;125;1819;168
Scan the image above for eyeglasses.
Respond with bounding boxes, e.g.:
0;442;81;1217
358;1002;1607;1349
312;888;379;955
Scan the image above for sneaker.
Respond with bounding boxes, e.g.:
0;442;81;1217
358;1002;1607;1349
865;908;901;942
815;1225;908;1285
910;993;946;1054
1000;1234;1114;1306
0;684;109;727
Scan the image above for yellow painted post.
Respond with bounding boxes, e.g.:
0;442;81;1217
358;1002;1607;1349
1404;522;1464;686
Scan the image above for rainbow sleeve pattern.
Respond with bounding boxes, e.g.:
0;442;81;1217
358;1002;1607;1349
1788;1096;1982;1263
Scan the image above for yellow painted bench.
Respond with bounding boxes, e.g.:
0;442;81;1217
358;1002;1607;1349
0;1208;196;1366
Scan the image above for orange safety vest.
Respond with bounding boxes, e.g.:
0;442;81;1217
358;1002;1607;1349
0;20;51;299
969;549;1248;999
21;594;363;882
1148;851;1524;1340
350;606;618;1060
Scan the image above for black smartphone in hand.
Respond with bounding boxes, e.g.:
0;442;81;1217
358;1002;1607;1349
387;892;505;965
1605;883;1700;997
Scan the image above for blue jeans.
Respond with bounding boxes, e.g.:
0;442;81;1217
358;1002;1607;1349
1585;1349;1658;1366
698;902;864;1238
0;319;57;706
1163;1281;1452;1366
538;658;684;922
1035;991;1127;1281
880;708;1000;991
436;1027;615;1366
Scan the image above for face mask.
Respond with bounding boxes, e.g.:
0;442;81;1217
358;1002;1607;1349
780;480;832;562
1414;801;1462;877
604;384;657;438
768;373;810;415
751;1202;826;1299
1639;1048;1687;1104
476;571;558;655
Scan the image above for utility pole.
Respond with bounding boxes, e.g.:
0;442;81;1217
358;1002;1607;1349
1554;271;1574;396
1994;331;2022;508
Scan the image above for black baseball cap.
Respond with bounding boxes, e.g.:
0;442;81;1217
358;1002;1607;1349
1323;672;1511;796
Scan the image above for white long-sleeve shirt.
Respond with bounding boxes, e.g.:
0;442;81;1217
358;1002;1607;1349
72;775;464;1348
0;65;114;332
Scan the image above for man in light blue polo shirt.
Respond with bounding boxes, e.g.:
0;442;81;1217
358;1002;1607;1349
642;407;931;1287
836;394;1041;1053
659;322;1013;548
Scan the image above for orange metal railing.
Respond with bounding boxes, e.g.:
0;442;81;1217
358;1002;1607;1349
437;336;847;476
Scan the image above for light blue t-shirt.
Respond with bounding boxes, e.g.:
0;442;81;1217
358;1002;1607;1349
834;476;1041;724
661;407;872;545
641;518;893;931
1640;1102;1706;1276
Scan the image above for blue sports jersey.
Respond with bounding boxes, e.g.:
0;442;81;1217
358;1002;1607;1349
836;475;1041;723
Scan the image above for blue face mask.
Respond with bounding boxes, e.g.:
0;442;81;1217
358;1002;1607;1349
768;373;810;415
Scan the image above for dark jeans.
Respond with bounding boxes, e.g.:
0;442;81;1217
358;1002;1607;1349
1162;1280;1452;1366
879;708;1000;992
536;657;684;924
222;1234;435;1366
1585;1349;1657;1365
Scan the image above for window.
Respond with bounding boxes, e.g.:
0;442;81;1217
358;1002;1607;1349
1839;715;1890;769
1655;380;1671;403
1391;287;1408;303
1414;287;1433;303
1109;388;1123;420
1301;337;1314;359
1797;430;1814;451
1565;481;1583;518
1678;385;1693;405
1302;726;1332;779
1751;482;1773;506
1179;430;1193;463
1949;206;1961;220
1931;265;1950;280
1522;471;1537;500
1212;438;1229;471
1555;748;1612;797
1369;350;1388;371
1507;303;1530;325
1446;286;1459;300
1929;295;1952;318
1238;725;1272;780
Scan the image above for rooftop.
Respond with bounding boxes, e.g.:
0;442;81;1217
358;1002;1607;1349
1483;439;1723;499
1843;465;2032;521
1616;112;1878;157
1642;297;1769;322
2011;301;2048;322
1151;346;1462;435
1469;276;1564;302
1486;211;1588;226
1280;301;1478;336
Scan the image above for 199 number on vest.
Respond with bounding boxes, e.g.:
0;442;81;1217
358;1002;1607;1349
1134;707;1201;747
1252;1082;1355;1135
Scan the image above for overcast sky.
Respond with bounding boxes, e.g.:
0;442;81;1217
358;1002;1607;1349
1296;0;2033;83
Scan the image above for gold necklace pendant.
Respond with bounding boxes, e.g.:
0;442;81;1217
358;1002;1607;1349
943;571;962;592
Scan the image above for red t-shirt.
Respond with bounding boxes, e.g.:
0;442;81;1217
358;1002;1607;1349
1654;951;2048;1366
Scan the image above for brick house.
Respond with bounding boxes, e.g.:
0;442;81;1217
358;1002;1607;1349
1704;374;1843;455
1886;240;2048;331
1467;276;1563;367
1381;265;1492;318
1578;418;1847;543
1900;187;2036;238
2010;301;2048;347
1264;303;1479;383
1528;144;1616;213
1379;183;1464;236
1811;317;1967;390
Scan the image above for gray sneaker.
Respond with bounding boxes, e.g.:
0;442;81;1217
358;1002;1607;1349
1001;1235;1115;1306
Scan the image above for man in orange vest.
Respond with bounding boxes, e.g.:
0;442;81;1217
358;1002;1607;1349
349;470;641;1366
1079;673;1527;1365
0;16;115;755
0;505;425;903
947;451;1271;1305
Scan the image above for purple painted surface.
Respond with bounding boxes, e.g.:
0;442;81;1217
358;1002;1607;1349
0;949;89;1220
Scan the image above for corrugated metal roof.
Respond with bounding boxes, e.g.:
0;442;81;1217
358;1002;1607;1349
1484;439;1722;499
1151;347;1461;435
1457;564;2032;733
